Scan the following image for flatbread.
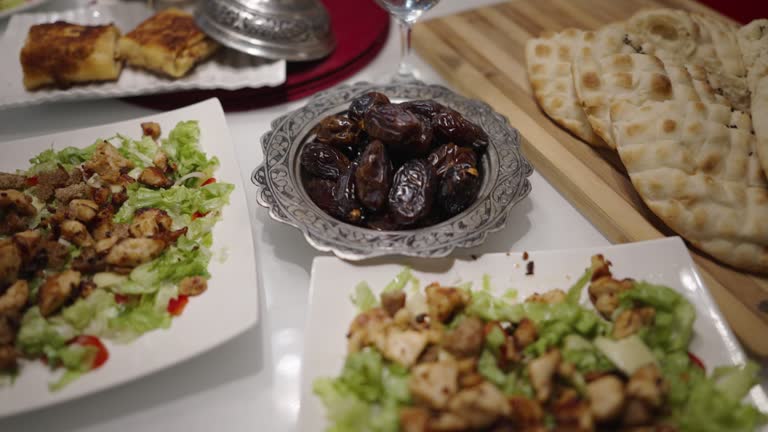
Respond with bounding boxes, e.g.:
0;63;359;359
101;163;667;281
610;98;768;273
525;24;631;148
625;8;750;111
573;53;728;147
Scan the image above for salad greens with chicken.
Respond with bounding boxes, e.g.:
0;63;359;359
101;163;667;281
0;120;232;389
314;257;767;432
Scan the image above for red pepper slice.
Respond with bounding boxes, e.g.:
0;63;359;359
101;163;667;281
114;294;130;304
688;351;705;371
191;211;208;220
69;335;109;369
201;177;216;186
167;295;189;316
25;176;38;186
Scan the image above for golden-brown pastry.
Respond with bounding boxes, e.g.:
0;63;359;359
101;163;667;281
118;8;219;79
20;22;123;90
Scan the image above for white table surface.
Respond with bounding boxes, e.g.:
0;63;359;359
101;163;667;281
0;0;647;430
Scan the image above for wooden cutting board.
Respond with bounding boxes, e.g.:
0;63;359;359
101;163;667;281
413;0;768;357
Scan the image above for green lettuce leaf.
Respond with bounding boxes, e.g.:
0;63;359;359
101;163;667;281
60;289;117;331
113;183;234;223
130;245;211;288
313;349;409;432
16;307;76;357
620;282;695;352
161;121;219;185
351;282;378;312
382;267;413;293
116;135;158;168
28;143;98;174
107;288;174;342
566;268;592;304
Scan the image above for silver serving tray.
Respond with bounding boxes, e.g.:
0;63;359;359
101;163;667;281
252;79;533;260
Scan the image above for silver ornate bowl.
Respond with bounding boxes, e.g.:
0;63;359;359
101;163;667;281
252;80;533;260
194;0;335;61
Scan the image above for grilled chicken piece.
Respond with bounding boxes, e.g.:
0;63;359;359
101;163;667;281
178;276;207;296
508;396;545;427
41;239;71;270
54;183;92;204
587;375;626;423
429;412;468;431
377;328;428;368
552;388;594;431
526;289;566;304
347;307;391;352
129;208;173;238
92;219;130;241
0;189;36;216
0;172;27;190
381;290;406;317
60;219;95;247
95;236;120;254
153;150;169;171
39;270;80;317
78;280;97;299
447;381;511;429
71;248;108;274
529;349;561;402
514;318;538;349
409;360;459;409
0;280;28;316
443;316;484;358
12;230;42;264
141;121;161;140
622;398;654;426
400;407;430;432
0;345;18;370
105;238;166;268
83;141;134;183
627;365;666;408
138;167;172;189
67;199;99;223
612;307;656;339
588;255;634;319
425;284;470;323
0;240;21;286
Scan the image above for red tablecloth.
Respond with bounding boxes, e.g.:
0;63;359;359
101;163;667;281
124;0;390;112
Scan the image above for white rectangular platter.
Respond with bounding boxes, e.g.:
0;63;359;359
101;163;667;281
0;97;259;417
0;3;286;109
299;237;768;431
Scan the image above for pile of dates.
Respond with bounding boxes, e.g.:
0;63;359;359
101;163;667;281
300;92;488;230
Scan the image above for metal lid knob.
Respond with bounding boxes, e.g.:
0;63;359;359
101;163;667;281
194;0;336;61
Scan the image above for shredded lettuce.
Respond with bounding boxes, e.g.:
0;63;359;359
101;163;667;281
351;282;378;312
621;282;695;352
116;135;158;168
16;307;76;357
28;142;98;174
382;267;413;293
60;290;117;331
107;288;174;342
314;349;409;432
566;268;592;304
113;182;233;223
161;121;219;185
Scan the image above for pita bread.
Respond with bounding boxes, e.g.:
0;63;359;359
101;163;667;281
611;98;768;273
573;53;728;147
526;25;631;147
738;19;768;94
625;8;750;111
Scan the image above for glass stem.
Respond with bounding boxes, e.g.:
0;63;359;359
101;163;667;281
397;18;413;77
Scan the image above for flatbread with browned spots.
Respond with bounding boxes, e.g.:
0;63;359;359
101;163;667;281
573;53;728;147
525;24;631;148
610;98;768;273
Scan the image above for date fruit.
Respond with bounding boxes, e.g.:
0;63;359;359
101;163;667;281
331;163;364;224
438;164;481;216
400;100;447;120
366;213;399;231
364;104;432;157
300;141;350;180
349;92;390;124
428;143;478;178
388;159;437;226
355;140;391;212
315;114;360;148
305;178;336;214
433;110;489;153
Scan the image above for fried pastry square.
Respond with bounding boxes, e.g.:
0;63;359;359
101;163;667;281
118;8;219;79
20;22;123;90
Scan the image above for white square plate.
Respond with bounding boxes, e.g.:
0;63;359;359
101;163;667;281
0;98;259;417
0;3;286;109
299;237;768;431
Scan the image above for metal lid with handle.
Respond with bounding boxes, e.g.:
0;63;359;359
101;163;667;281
194;0;336;61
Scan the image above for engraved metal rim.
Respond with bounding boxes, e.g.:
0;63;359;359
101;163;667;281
194;0;336;61
252;79;533;260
